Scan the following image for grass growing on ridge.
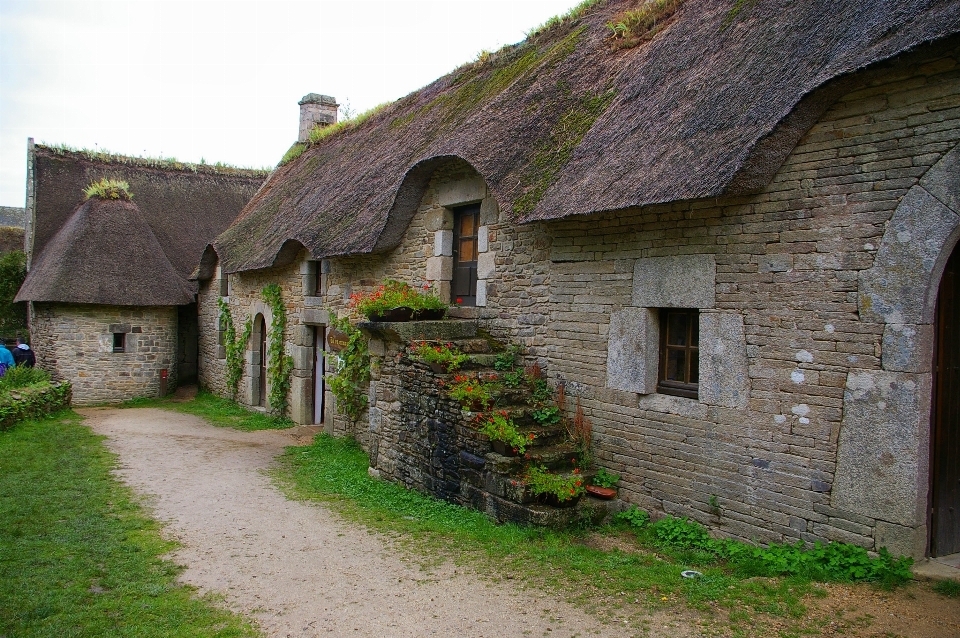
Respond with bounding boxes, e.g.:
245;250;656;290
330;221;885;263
274;434;839;633
0;411;257;637
121;390;294;431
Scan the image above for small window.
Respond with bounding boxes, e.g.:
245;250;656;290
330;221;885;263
112;332;126;353
219;272;230;297
314;260;327;297
658;308;699;399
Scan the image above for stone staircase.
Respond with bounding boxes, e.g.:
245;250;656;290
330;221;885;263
361;318;613;527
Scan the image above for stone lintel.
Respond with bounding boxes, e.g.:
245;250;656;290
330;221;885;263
633;255;716;308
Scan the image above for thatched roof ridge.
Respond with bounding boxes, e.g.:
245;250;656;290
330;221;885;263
28;144;266;298
215;0;960;273
16;198;196;305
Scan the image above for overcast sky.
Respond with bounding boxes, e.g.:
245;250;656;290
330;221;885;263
0;0;582;207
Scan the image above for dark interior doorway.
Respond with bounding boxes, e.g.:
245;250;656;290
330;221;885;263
256;315;267;407
313;326;325;424
177;303;199;386
452;203;479;306
932;243;960;556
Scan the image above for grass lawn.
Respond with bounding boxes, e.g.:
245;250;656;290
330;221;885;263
273;433;924;638
0;411;258;638
121;390;293;431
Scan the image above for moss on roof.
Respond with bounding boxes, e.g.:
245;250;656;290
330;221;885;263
215;0;960;274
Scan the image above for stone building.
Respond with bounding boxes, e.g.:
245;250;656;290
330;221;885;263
198;0;960;560
15;143;266;404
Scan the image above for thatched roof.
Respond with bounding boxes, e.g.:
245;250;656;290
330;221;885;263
216;0;960;274
18;145;266;305
16;198;197;305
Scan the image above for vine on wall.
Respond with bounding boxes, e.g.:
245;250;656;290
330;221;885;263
326;312;370;422
218;296;251;400
262;284;294;416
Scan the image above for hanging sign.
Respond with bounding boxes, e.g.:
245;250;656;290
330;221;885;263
327;329;350;352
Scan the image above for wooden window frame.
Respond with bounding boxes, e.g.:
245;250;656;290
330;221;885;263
451;203;480;306
657;308;699;399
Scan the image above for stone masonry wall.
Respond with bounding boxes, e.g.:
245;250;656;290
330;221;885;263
197;274;229;398
31;303;178;405
204;44;960;556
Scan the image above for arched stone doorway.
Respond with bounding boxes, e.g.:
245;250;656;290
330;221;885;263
834;143;960;558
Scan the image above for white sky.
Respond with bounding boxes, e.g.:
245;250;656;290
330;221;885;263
0;0;583;207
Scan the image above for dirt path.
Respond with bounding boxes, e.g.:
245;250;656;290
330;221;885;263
80;408;694;638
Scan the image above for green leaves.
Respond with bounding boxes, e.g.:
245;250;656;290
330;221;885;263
0;250;26;336
262;284;293;417
326;312;370;422
217;297;250;400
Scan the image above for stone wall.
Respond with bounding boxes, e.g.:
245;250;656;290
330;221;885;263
203;44;960;556
31;303;178;405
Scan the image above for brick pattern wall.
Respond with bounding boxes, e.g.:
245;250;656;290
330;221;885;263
31;303;177;405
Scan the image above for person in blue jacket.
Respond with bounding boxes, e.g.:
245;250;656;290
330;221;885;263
0;339;15;377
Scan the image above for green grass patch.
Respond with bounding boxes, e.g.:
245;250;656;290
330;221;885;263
273;434;856;632
121;390;294;431
0;411;257;637
933;579;960;598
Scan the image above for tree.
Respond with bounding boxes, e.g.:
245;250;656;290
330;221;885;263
0;250;27;337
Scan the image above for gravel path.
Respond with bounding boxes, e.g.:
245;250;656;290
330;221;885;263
80;408;692;638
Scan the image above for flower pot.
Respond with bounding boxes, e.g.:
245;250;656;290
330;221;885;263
413;308;446;321
492;440;519;456
369;307;414;322
428;361;449;374
538;493;581;508
585;485;617;500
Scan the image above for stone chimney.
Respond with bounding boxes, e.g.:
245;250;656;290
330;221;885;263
298;94;338;142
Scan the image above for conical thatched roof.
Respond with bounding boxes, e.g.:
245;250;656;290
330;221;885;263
18;145;266;305
215;0;960;274
16;198;196;305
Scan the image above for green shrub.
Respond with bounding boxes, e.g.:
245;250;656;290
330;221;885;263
615;505;650;528
0;251;26;336
618;509;914;587
0;365;49;390
83;178;133;201
0;381;72;431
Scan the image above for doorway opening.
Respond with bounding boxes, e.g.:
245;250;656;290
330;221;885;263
313;326;325;424
932;242;960;557
451;203;479;306
253;314;267;407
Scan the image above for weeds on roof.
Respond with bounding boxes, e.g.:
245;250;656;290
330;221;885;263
278;102;393;167
83;178;133;201
527;0;606;40
42;143;271;176
607;0;685;48
721;0;758;30
513;87;616;218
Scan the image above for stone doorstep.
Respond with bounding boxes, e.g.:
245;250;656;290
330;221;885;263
912;553;960;582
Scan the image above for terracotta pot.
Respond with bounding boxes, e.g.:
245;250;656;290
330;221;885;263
369;307;414;322
413;308;446;321
585;485;617;500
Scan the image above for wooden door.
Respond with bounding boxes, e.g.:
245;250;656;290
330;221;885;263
452;203;480;306
933;245;960;556
258;316;268;407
